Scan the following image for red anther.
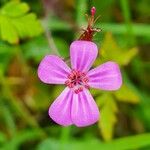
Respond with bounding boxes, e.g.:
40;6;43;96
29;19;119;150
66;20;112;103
82;77;89;82
65;69;90;93
65;80;70;85
91;7;96;16
84;84;90;89
78;87;83;92
68;74;74;79
81;72;86;77
74;89;79;94
72;69;77;75
68;83;74;88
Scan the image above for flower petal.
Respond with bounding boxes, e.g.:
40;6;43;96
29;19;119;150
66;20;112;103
70;40;98;72
38;55;71;84
88;61;122;90
71;89;99;127
49;87;73;126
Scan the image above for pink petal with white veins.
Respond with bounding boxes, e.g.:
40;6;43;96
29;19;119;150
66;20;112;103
38;55;71;84
88;61;122;90
49;87;73;126
70;40;98;72
71;89;99;127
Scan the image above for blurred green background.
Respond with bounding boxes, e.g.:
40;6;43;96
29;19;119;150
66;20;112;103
0;0;150;150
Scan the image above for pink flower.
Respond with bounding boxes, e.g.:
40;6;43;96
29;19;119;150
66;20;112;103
38;40;122;127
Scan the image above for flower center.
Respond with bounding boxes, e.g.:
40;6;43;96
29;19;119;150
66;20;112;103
65;69;90;94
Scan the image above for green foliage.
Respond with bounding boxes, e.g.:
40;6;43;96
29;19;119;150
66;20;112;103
0;132;6;144
96;76;140;141
22;35;69;62
97;84;140;142
114;84;140;104
98;94;118;141
0;1;43;44
0;41;16;72
93;32;140;141
76;0;87;26
48;18;72;31
94;32;138;66
0;0;150;149
54;38;69;58
37;139;59;150
22;35;50;62
0;1;29;17
0;99;16;136
37;133;150;150
1;129;43;150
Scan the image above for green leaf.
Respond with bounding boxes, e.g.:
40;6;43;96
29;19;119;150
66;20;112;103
22;35;50;62
2;129;43;150
37;139;59;150
75;0;87;39
22;36;69;62
0;15;19;44
98;94;118;141
33;84;53;110
0;1;43;44
0;1;29;17
114;84;140;104
54;38;69;58
100;133;150;150
11;13;43;38
0;132;7;144
90;88;102;97
0;99;16;136
76;0;87;26
0;41;16;72
37;133;150;150
48;20;150;37
94;32;138;66
52;85;66;100
48;18;71;31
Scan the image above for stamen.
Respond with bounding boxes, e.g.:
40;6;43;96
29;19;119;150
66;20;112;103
74;87;83;94
84;84;90;89
82;77;89;82
65;69;90;93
